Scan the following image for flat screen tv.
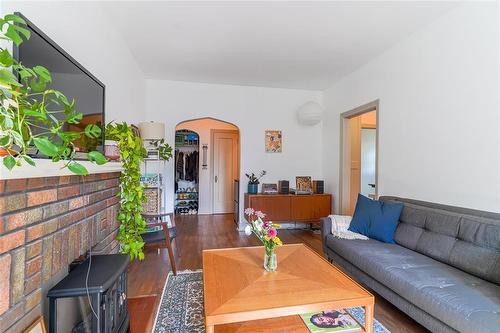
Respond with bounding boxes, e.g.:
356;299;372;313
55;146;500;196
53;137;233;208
13;13;105;155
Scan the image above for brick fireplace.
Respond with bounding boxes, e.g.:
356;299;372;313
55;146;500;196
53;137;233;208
0;172;121;332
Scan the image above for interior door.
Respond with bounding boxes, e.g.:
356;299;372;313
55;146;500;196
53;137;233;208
349;116;361;215
213;131;239;214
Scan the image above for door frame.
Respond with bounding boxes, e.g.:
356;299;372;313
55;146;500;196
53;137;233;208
210;129;240;214
339;100;379;215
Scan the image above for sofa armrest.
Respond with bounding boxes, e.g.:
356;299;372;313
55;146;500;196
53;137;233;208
320;217;332;247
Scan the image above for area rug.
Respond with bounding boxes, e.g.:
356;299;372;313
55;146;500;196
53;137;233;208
152;270;390;333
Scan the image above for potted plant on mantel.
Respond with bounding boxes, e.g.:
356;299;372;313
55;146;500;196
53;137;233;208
245;170;266;194
0;13;106;175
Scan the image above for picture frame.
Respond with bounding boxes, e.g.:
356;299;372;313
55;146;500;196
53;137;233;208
265;130;282;153
23;317;46;333
261;183;278;194
296;176;313;193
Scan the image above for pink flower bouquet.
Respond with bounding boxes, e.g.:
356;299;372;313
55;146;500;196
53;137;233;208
244;208;282;272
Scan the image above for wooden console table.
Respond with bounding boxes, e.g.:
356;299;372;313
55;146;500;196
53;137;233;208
244;193;332;224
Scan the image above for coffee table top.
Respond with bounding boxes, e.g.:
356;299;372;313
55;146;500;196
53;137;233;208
203;243;373;326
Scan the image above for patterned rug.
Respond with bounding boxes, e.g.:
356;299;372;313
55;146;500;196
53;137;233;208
152;270;390;333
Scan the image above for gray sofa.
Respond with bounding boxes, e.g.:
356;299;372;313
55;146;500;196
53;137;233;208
321;196;500;333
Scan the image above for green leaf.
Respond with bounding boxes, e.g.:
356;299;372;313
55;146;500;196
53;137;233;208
66;112;82;124
29;78;47;92
23;108;47;120
22;155;36;166
11;24;31;40
88;151;107;165
58;131;80;142
4;14;27;25
32;137;58;157
2;117;13;129
84;124;101;138
5;25;23;46
18;68;33;81
10;131;23;147
0;136;11;146
3;155;15;170
67;161;88;176
33;66;51;83
0;69;21;87
0;49;14;67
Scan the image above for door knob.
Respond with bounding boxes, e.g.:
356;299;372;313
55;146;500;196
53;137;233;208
215;175;218;183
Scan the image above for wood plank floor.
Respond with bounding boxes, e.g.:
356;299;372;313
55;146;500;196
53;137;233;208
127;214;429;333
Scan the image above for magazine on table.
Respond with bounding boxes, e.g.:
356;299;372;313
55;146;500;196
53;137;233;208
300;309;361;333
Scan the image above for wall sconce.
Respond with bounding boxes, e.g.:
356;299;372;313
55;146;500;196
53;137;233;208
202;144;208;169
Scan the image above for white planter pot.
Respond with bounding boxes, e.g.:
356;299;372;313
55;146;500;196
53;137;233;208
104;140;120;161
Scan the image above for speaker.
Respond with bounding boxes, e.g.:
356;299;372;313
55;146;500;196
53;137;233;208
313;180;324;194
278;180;289;194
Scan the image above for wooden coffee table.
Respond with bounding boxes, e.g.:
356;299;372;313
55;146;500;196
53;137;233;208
203;243;374;333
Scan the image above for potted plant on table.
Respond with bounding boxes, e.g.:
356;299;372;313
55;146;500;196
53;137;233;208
244;208;283;272
245;170;266;194
149;138;173;161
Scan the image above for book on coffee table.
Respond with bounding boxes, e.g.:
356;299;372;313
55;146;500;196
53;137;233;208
300;309;361;333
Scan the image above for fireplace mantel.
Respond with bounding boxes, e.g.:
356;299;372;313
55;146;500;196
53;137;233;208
0;158;123;180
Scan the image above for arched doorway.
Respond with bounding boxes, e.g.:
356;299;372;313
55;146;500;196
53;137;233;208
174;118;240;222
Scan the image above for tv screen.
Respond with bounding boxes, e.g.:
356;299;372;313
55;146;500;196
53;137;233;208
14;13;105;154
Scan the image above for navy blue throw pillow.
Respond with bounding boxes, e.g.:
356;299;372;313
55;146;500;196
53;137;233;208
348;194;404;243
348;194;373;236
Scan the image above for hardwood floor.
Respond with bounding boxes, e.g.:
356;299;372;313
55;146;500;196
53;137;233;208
127;214;429;333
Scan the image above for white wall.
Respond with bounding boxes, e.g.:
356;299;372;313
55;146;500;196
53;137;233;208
323;2;500;213
145;80;323;227
175;119;238;214
3;1;145;123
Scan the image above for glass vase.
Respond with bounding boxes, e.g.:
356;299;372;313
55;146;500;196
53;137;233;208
264;249;277;272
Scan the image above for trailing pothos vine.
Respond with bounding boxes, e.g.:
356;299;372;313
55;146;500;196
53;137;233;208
106;122;147;260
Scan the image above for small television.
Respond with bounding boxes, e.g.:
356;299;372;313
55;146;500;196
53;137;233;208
13;13;105;154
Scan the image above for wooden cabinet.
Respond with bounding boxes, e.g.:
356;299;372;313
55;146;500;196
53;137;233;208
244;194;332;224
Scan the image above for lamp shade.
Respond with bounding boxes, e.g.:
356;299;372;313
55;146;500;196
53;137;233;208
138;121;165;140
297;101;323;126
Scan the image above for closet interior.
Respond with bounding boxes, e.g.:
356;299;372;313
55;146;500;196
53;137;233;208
174;130;199;215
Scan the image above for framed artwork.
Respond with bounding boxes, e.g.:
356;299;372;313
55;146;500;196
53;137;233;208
23;317;46;333
261;183;278;194
265;130;282;153
296;176;313;193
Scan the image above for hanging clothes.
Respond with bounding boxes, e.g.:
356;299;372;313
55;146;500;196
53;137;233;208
185;151;199;182
176;150;184;180
175;149;198;182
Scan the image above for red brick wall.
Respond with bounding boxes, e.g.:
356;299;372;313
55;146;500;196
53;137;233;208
0;172;121;332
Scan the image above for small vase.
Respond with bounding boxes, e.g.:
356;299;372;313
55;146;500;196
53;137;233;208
248;183;258;194
264;249;277;272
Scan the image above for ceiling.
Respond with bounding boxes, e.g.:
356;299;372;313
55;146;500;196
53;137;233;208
103;1;457;90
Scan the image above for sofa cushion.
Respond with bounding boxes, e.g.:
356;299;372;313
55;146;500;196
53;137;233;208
348;194;403;243
382;198;500;285
348;194;372;236
326;235;500;333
